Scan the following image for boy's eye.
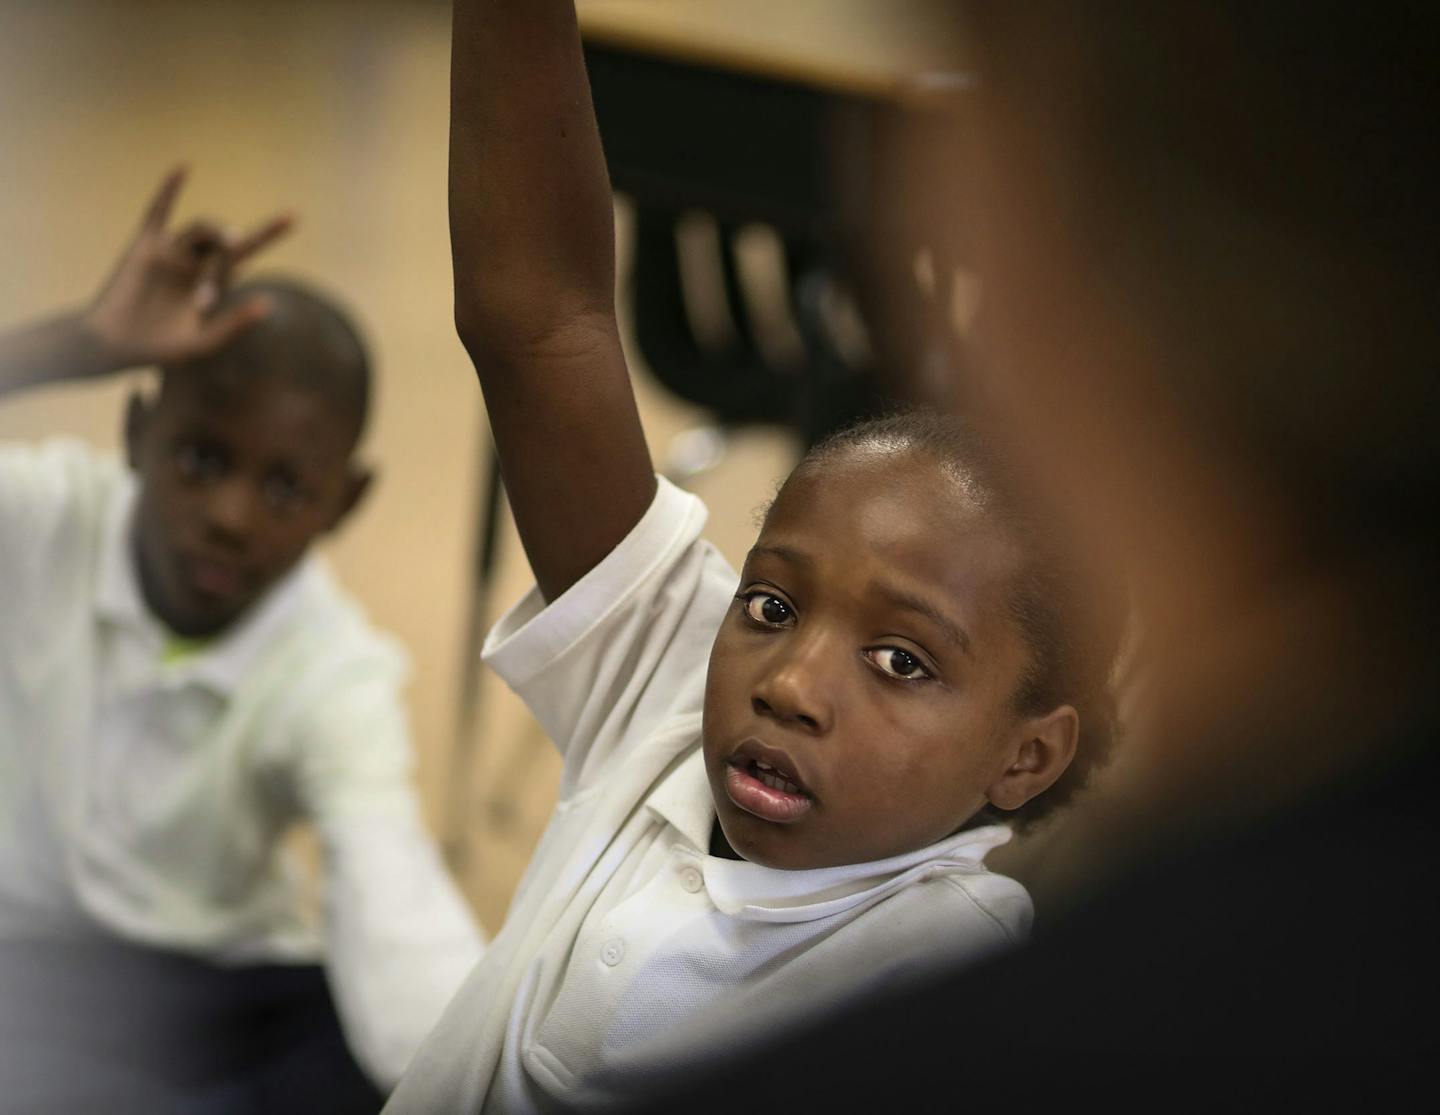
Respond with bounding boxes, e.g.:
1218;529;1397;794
865;646;931;681
739;591;795;627
261;473;308;513
175;443;225;482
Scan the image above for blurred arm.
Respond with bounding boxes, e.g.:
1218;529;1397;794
0;312;115;397
321;814;484;1088
292;675;484;1089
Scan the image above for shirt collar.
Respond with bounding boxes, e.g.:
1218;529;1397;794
646;746;1015;924
93;472;320;695
646;747;718;851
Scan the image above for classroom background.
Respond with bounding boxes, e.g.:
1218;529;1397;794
0;0;1129;932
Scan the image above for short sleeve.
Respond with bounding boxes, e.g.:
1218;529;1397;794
481;477;738;796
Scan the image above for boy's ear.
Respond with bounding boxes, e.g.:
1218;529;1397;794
123;392;150;471
985;704;1080;813
326;465;375;532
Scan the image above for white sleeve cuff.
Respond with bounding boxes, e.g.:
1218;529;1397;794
481;476;707;690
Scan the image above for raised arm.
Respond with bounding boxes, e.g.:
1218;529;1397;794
0;167;291;399
450;0;656;603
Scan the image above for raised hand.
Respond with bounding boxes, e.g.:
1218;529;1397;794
449;0;655;602
83;166;294;372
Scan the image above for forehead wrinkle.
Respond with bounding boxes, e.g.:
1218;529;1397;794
869;580;972;655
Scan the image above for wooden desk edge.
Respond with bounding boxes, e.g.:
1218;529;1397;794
579;10;975;107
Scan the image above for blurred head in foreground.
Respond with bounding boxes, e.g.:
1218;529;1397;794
918;1;1440;831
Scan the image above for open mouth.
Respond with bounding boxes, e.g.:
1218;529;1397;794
723;752;814;824
749;759;803;795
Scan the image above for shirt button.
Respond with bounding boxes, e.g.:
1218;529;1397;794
679;866;704;893
601;938;626;967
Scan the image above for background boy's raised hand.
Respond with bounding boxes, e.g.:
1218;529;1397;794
85;166;294;372
0;166;292;395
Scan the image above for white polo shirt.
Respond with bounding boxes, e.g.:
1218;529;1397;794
0;439;483;1087
385;476;1032;1114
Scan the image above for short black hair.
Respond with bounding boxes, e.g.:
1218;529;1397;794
164;276;372;447
797;409;1124;832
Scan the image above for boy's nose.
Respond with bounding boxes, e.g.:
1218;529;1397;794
203;477;258;542
751;635;834;735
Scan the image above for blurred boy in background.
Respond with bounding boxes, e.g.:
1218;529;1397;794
0;169;482;1113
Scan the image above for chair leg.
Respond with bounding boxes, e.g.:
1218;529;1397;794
443;437;506;865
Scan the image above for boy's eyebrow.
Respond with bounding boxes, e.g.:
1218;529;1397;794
871;582;972;655
746;543;813;567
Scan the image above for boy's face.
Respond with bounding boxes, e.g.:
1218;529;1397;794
125;366;367;638
702;450;1034;870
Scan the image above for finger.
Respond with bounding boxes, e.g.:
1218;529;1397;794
198;294;272;352
168;220;231;282
172;219;228;260
193;277;221;315
141;166;188;234
230;213;295;266
192;243;234;314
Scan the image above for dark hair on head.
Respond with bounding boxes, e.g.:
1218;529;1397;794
166;276;372;446
799;409;1124;832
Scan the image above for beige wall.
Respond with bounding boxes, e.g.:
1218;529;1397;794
0;0;799;931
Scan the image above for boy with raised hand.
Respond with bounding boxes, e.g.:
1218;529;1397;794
385;2;1123;1110
0;168;482;1112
